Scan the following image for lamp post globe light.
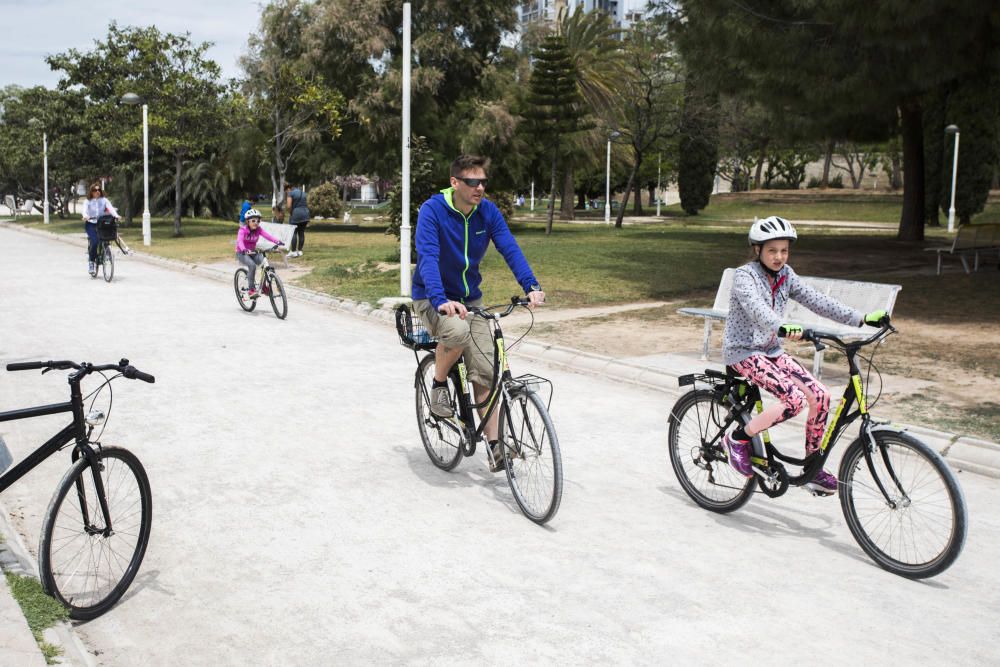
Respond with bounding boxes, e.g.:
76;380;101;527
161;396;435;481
121;92;151;246
945;124;960;234
28;118;49;224
605;131;620;225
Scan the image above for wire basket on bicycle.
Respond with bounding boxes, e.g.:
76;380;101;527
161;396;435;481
96;214;118;242
395;304;437;351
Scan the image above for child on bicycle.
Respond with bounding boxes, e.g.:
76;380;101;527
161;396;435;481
721;216;886;495
81;182;120;276
236;208;283;299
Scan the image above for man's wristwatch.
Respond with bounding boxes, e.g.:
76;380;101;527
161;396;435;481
528;284;541;293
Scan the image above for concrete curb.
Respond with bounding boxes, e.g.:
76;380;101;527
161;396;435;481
4;220;998;479
0;500;96;666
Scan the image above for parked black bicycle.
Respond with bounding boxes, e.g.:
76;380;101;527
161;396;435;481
667;319;967;578
0;358;154;619
396;297;563;524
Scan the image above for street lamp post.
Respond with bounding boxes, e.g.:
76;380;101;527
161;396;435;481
42;130;49;224
29;118;49;224
121;93;151;246
945;124;960;233
656;153;661;217
605;131;620;225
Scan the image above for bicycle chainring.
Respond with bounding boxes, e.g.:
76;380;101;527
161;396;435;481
756;460;789;498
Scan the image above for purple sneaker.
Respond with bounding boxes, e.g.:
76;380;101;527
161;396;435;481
723;432;753;477
805;469;838;496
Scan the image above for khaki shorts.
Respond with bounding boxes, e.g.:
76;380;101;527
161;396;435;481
412;298;495;386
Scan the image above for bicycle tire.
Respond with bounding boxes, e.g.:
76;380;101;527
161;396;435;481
101;243;114;282
38;447;152;620
415;353;465;471
234;268;256;312
667;389;755;513
839;429;967;579
499;388;563;524
267;270;288;319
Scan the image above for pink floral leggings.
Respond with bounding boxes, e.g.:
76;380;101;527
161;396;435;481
729;353;831;454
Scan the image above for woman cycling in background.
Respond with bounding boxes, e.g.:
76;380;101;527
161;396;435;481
81;182;120;277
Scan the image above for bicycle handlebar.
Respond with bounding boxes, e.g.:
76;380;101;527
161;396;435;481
6;359;155;383
778;318;895;349
467;296;534;320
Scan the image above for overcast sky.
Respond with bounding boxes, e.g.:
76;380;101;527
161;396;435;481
1;0;263;89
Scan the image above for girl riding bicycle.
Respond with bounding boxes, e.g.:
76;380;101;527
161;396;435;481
236;208;283;299
82;182;120;276
721;216;886;495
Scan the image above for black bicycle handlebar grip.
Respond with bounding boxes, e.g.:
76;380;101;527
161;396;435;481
6;361;45;371
124;366;156;383
777;326;813;340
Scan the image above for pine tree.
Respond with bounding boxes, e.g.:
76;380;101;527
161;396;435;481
525;34;590;235
677;77;718;215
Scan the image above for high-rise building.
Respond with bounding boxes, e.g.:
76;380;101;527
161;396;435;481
517;0;650;30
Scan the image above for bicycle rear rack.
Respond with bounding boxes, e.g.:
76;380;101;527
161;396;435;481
509;373;554;410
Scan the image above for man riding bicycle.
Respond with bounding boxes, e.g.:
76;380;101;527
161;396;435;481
411;154;545;471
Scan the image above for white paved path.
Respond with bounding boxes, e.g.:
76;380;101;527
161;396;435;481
0;227;997;665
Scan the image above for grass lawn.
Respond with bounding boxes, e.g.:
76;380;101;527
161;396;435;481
9;197;999;320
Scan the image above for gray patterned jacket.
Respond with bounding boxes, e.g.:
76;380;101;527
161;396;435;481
722;262;862;365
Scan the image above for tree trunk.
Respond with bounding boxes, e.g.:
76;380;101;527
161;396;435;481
578;189;587;209
173;152;184;237
647;184;656;207
753;140;768;189
546;152;557;235
560;167;574;220
821;140;834;187
897;101;925;242
890;154;902;190
615;164;638;228
632;176;643;214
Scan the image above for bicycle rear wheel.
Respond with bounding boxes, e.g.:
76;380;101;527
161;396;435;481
668;389;755;513
267;270;288;319
234;268;256;312
415;353;465;471
101;243;114;282
38;447;152;619
839;429;967;579
499;389;562;524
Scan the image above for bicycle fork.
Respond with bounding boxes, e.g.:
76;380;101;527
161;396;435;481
72;444;115;537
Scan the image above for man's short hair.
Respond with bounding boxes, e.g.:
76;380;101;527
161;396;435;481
450;154;490;178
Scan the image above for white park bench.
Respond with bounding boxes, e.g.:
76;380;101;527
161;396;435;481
7;197;36;218
679;268;902;378
925;223;1000;275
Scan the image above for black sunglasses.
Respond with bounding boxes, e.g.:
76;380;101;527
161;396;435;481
457;177;488;188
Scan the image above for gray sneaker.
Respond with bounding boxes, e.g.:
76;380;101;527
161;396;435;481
430;385;454;418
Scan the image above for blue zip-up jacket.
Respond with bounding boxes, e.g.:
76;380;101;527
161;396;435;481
412;188;539;309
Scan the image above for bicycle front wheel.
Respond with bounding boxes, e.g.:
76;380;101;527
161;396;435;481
668;389;755;513
839;429;967;579
267;271;288;319
38;447;153;619
234;268;256;312
500;389;563;524
415;353;466;471
101;243;114;282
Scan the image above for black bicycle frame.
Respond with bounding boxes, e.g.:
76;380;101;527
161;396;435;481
0;376;113;532
451;322;513;447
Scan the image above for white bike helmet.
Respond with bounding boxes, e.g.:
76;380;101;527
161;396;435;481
245;208;262;221
748;216;797;245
